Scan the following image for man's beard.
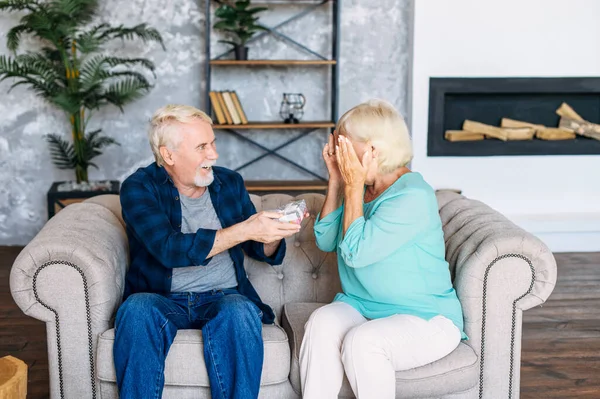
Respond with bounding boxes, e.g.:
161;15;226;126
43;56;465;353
194;161;215;187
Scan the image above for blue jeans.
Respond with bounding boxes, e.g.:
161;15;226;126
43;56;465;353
113;288;264;399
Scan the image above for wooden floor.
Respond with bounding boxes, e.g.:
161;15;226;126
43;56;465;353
0;247;599;398
1;247;48;398
520;252;600;398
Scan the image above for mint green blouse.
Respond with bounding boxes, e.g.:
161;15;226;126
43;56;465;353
314;172;467;339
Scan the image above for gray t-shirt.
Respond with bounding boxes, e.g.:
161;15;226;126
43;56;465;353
170;191;238;292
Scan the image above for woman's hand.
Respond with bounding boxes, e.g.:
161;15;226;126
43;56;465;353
323;132;342;187
336;135;373;191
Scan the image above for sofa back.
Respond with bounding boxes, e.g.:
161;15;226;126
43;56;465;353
247;191;466;321
87;190;463;322
246;193;340;321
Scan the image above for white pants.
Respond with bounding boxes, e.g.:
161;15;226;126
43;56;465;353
299;302;461;399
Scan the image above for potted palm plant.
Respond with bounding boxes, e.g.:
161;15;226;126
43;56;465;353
213;0;268;60
0;0;165;184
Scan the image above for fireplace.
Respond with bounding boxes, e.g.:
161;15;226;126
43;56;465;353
427;77;600;156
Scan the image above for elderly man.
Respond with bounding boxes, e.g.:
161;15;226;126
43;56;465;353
113;104;302;399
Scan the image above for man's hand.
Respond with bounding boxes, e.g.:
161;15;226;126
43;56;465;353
244;211;302;243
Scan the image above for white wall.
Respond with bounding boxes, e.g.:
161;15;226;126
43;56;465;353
410;0;600;252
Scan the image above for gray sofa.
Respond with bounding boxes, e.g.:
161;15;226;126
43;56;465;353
10;190;557;399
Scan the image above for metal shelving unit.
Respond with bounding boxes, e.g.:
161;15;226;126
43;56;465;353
204;0;340;184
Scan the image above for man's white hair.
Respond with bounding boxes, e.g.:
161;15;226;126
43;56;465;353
148;104;213;167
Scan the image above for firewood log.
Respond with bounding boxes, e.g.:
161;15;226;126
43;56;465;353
463;120;535;141
559;118;600;141
556;103;584;121
500;118;545;131
535;128;576;140
444;130;485;141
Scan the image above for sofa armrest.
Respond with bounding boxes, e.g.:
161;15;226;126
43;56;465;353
438;192;557;399
10;201;128;399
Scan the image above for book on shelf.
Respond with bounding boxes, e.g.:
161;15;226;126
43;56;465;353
230;91;248;124
222;92;241;125
216;91;233;125
208;91;226;125
208;90;249;125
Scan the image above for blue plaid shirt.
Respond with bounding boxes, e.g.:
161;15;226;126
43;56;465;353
120;162;286;324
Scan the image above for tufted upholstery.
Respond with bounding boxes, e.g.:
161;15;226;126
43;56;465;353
10;190;557;399
245;193;342;322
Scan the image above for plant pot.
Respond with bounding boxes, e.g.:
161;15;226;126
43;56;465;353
234;46;248;60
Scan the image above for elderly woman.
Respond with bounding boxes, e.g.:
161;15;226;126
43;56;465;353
299;99;466;399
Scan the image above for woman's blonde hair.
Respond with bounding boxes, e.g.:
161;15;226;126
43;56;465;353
148;104;213;166
336;99;413;173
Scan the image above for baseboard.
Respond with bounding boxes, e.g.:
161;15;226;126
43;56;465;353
508;213;600;253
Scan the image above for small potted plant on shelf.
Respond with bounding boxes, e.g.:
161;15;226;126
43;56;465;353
213;0;268;60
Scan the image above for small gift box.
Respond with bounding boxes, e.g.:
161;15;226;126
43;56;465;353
273;199;308;225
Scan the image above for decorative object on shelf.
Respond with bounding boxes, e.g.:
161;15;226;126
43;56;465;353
209;90;248;125
0;0;165;184
279;93;306;124
213;0;268;60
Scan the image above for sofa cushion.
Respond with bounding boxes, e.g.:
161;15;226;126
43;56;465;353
97;324;290;387
282;302;479;398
